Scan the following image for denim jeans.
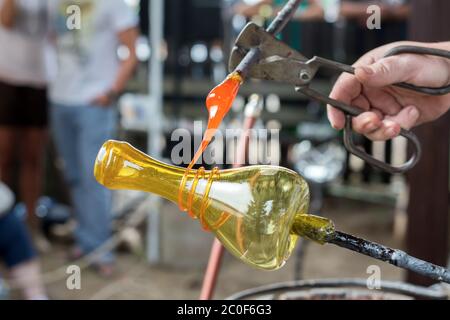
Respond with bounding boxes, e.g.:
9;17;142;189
51;103;116;263
0;211;36;268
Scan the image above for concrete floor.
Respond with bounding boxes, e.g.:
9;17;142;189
21;197;409;300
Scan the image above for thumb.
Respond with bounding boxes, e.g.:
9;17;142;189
354;55;418;88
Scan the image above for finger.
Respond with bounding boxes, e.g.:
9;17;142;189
328;73;363;129
327;105;346;130
351;112;382;135
330;73;363;103
362;106;420;141
351;95;370;112
371;108;384;120
328;94;370;131
362;87;402;116
355;55;419;87
365;120;401;141
385;105;420;130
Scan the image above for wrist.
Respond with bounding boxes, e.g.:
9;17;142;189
106;88;121;102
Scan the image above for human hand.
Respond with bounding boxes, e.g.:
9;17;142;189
327;41;450;141
92;90;119;107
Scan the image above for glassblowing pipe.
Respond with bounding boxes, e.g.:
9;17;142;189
292;215;450;284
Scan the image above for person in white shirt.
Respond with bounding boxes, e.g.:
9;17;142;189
48;0;139;275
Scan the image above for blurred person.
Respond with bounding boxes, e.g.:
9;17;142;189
233;0;324;21
0;182;47;300
232;0;323;52
233;0;410;23
327;41;450;141
48;0;138;276
0;0;50;250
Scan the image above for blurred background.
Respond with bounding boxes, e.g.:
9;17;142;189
0;0;449;300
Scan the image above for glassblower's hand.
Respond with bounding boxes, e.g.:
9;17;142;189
327;41;450;141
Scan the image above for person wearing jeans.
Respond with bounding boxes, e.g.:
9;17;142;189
50;104;117;265
48;0;138;275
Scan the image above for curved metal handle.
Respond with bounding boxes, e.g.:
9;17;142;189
343;115;422;174
307;47;450;96
384;45;450;96
297;87;422;174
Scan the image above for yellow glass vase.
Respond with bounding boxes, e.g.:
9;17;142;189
94;140;312;270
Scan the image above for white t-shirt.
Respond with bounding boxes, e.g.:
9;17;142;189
49;0;138;105
0;0;49;87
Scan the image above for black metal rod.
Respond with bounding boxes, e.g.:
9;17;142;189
234;0;304;78
329;231;450;284
267;0;304;34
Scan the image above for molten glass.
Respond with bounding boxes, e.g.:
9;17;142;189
191;71;243;166
94;140;311;270
178;72;243;215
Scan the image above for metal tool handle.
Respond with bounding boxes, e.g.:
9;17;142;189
384;45;450;95
300;45;450;173
343;116;421;174
298;86;422;174
307;45;450;173
309;46;450;95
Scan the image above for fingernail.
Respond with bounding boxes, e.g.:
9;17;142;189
408;107;419;119
362;117;373;130
331;124;341;130
360;66;374;75
366;122;378;131
386;127;397;137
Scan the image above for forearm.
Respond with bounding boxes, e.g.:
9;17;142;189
295;4;324;21
340;1;377;19
111;28;139;94
0;0;17;28
385;4;410;20
112;58;138;94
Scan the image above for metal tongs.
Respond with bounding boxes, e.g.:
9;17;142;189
229;22;450;174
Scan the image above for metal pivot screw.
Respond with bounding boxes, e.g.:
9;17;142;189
300;70;310;82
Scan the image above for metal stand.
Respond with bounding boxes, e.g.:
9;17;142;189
146;0;165;264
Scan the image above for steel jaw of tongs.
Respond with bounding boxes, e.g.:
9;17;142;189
229;22;429;174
